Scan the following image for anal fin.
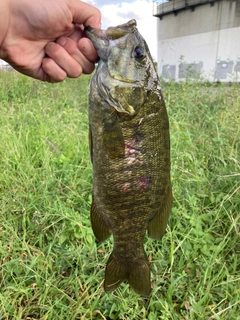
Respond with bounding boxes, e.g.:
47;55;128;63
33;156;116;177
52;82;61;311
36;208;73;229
148;183;172;240
91;197;112;242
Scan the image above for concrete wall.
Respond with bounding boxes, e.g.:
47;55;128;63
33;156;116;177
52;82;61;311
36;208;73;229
156;0;240;81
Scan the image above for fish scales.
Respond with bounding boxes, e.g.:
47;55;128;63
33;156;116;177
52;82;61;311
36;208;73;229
86;19;172;296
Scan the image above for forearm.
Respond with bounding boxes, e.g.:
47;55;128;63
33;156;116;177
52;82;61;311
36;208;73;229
0;0;11;61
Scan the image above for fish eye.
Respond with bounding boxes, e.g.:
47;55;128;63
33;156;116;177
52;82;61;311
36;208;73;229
134;46;145;59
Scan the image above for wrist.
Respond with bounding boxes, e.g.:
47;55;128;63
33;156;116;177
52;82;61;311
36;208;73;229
0;0;11;61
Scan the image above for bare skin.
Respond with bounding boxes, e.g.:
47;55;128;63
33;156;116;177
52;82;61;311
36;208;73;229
0;0;101;82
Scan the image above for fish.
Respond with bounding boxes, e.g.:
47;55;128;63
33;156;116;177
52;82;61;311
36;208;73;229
85;19;172;297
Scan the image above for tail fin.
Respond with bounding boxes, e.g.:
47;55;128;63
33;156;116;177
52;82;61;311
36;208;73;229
104;252;151;297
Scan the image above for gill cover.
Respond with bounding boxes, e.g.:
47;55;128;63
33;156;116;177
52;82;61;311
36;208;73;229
85;19;155;117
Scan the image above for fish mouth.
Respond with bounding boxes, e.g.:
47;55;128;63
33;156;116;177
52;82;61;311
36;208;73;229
85;19;137;43
85;27;109;45
85;19;139;84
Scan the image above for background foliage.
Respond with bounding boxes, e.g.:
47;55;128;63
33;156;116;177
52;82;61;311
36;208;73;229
0;70;239;319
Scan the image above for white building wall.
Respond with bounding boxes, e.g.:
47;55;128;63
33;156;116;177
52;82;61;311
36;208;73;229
156;0;240;81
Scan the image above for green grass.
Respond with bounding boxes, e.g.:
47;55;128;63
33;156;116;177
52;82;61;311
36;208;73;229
0;70;239;319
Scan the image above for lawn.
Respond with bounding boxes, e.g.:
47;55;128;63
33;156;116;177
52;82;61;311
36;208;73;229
0;70;239;319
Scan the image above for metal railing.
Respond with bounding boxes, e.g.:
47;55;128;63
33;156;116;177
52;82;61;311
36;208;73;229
153;0;217;17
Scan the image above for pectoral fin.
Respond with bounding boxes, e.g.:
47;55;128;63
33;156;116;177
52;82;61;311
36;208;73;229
102;113;125;159
148;183;172;240
90;197;112;242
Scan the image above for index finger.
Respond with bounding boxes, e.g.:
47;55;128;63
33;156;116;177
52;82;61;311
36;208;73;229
70;1;101;29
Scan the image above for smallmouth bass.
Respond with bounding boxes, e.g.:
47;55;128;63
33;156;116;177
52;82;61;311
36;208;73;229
85;19;172;296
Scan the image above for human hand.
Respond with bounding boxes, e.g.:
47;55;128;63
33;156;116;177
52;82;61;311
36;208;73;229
0;0;101;82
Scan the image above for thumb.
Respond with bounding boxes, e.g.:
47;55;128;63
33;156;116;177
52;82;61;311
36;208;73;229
70;0;101;28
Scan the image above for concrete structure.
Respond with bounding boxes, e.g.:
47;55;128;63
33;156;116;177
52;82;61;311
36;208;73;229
153;0;240;81
0;61;13;71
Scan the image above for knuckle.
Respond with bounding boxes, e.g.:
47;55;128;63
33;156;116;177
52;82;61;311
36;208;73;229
65;44;78;57
95;7;101;17
45;42;62;58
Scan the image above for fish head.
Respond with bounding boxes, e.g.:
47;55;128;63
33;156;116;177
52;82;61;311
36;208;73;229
85;20;158;116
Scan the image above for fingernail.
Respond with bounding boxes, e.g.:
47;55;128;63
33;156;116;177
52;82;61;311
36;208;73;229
57;37;67;47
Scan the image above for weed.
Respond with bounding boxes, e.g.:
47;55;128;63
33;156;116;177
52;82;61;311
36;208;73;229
0;71;239;319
